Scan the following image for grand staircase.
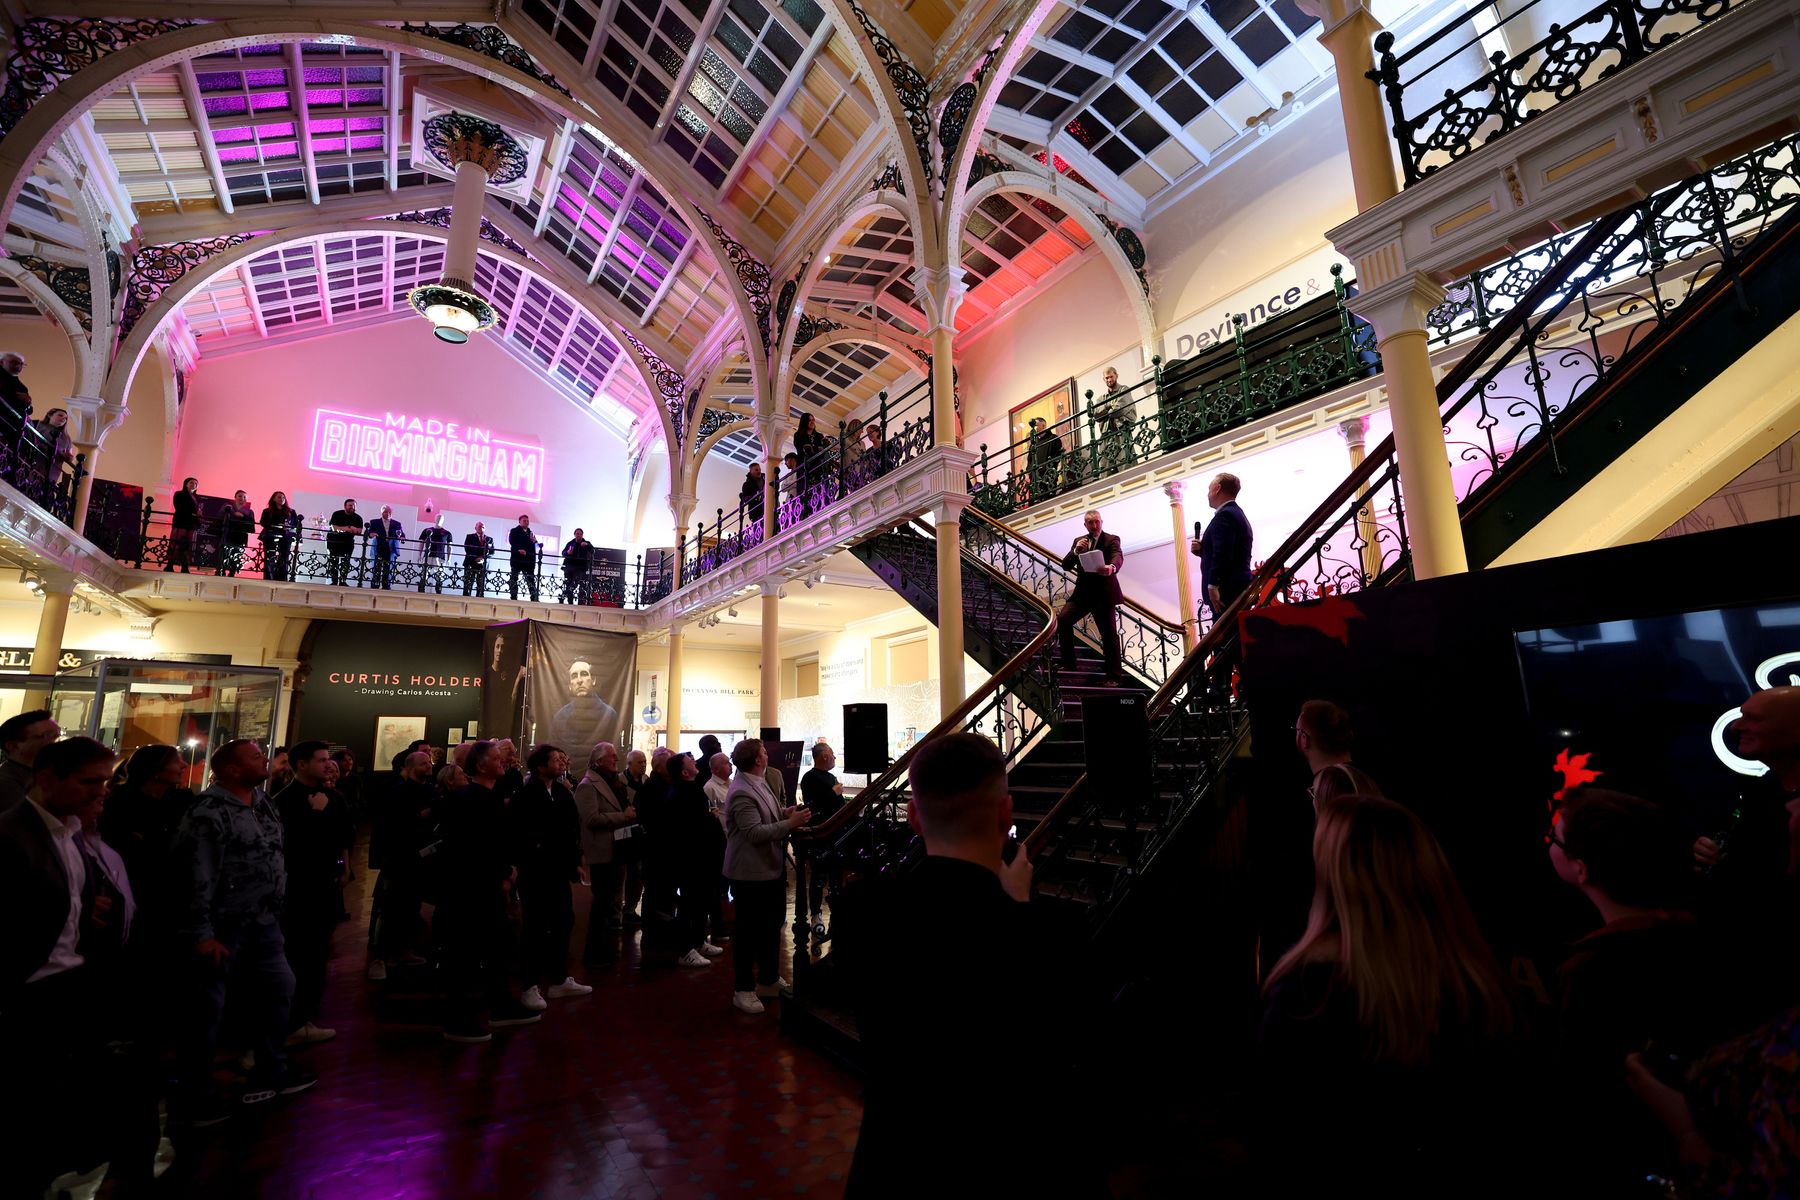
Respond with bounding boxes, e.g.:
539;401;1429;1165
786;131;1800;1063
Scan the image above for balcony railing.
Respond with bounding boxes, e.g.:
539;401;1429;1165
677;378;934;590
1373;0;1752;187
0;406;84;525
94;507;667;608
971;270;1377;521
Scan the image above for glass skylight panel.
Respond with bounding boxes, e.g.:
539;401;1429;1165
522;0;602;62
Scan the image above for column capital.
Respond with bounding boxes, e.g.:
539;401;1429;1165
669;490;697;527
666;620;685;637
931;493;972;525
1337;414;1369;448
759;578;782;597
911;265;968;334
1162;480;1185;504
1347;270;1446;343
127;614;160;640
61;394;128;449
755;415;793;457
1296;0;1383;46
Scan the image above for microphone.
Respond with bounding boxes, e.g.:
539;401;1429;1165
1193;519;1202;541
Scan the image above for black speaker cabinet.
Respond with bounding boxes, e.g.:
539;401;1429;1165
1082;692;1151;798
843;702;889;774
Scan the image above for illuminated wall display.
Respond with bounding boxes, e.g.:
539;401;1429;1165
309;408;546;503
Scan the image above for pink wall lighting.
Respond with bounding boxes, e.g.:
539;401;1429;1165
308;407;546;503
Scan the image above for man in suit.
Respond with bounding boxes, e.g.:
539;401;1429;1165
1;736;117;1193
548;659;619;754
573;742;638;963
326;498;361;586
0;707;59;813
1190;471;1253;627
799;742;844;915
1058;509;1125;684
365;504;405;590
463;520;494;596
1026;417;1065;502
509;514;540;602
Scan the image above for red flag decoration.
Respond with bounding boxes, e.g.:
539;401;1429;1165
1551;747;1602;800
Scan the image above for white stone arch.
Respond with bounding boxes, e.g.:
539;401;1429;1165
0;18;770;407
957;171;1156;354
102;220;684;455
773;190;913;394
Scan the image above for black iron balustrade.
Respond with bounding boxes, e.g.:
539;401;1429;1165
1026;135;1800;934
679;494;767;587
0;407;84;525
774;379;934;535
1372;0;1753;187
957;507;1185;688
971;272;1377;521
102;505;661;608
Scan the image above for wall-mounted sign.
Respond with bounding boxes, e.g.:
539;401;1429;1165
0;648;232;675
308;408;547;503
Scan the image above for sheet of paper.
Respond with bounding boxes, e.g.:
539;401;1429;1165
1078;549;1104;572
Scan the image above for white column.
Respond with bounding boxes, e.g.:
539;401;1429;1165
912;265;967;449
933;495;971;718
1164;481;1199;652
760;579;780;731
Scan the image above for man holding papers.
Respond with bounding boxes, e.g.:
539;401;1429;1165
1058;509;1126;685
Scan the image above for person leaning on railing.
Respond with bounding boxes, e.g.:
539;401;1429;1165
260;492;297;582
217;490;256;577
0;351;32;427
793;413;828;515
169;477;201;574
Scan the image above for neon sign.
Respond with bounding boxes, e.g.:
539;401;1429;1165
1711;651;1800;777
308;408;545;503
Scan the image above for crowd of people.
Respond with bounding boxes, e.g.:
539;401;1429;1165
0;711;851;1196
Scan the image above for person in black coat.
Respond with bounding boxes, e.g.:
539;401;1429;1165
462;520;494;596
417;514;453;594
326;498;361;586
1190;471;1253;624
1057;508;1126;683
510;744;588;1006
793;413;828;515
99;744;191;941
260;491;297;582
670;753;727;957
273;741;350;1043
170;476;201;573
739;463;765;528
508;514;539;601
841;733;1075;1195
219;489;257;577
560;528;595;605
364;505;405;591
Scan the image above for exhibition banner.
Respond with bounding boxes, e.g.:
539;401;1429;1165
481;619;636;754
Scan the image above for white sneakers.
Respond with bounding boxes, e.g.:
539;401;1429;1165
699;940;725;957
520;986;548;1012
546;976;593;998
285;1022;336;1046
367;959;388;981
754;977;791;998
732;991;766;1014
678;948;712;967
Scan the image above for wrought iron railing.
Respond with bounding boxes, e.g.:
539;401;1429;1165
958;506;1186;688
1428;130;1800;346
1373;0;1752;187
681;493;767;585
1026;139;1800;932
0;406;84;525
775;379;933;534
971;272;1377;520
99;506;663;607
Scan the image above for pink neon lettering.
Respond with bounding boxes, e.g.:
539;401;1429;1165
308;408;546;502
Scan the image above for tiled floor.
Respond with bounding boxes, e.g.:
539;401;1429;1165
170;858;865;1199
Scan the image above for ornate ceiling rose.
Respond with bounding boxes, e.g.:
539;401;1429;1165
421;112;530;187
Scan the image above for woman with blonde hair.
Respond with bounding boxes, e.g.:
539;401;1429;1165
1255;794;1524;1195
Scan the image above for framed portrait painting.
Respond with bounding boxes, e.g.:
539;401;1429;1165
1007;377;1075;476
373;716;428;769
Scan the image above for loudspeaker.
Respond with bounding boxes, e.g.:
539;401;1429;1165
1081;692;1150;797
843;703;889;775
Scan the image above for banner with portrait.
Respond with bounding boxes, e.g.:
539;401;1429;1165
482;620;637;757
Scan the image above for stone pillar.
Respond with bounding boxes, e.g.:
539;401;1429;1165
912;266;967;448
1352;273;1466;579
1299;0;1400;212
1339;415;1386;586
269;655;303;746
760;579;780;731
665;621;685;749
1163;481;1199;652
933;495;970;718
670;491;696;588
24;581;73;707
756;415;790;542
61;394;129;533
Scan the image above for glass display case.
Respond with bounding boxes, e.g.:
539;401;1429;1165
48;659;281;789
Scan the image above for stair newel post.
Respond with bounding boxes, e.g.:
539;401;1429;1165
634;553;643;607
877;390;890;460
716;507;725;569
978;442;989;490
1232;313;1250;415
1083;388;1098;481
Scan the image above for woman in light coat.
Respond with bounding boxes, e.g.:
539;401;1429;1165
572;742;638;966
722;738;810;1014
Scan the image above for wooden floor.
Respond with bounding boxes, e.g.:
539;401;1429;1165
167;852;866;1199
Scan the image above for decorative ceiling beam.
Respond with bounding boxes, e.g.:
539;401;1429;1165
654;0;733;135
285;44;323;207
175;60;235;216
534;118;577;236
587;171;646;286
385;51;404;192
717;20;835;196
41;1;491;17
641;238;698;325
313;239;335;325
236;261;269;338
137;181;457;243
92;117;199;136
379;232;395;312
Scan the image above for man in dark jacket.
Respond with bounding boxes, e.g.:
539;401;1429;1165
0;708;59;813
368;749;435;981
841;733;1075;1195
510;743;589;1008
1190;471;1253;625
364;505;405;590
799;742;844;914
417;514;454;593
462;520;494;596
326;498;361;586
561;528;595;604
1058;508;1126;683
509;514;539;601
1026;416;1065;501
273;741;349;1046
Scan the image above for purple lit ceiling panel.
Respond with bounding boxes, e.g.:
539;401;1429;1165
245;69;287;88
346;66;384;84
216;145;260;164
349;116;383;132
310;118;346;134
261;140;299;159
195;71;242;91
255;122;295;138
313;137;346;153
349;135;383;152
346;88;383;106
302;67;342;85
306;88;344;106
203;95;249;117
250;93;289;112
211;127;252;144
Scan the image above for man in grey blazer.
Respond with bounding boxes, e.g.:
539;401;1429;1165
573;742;638;965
